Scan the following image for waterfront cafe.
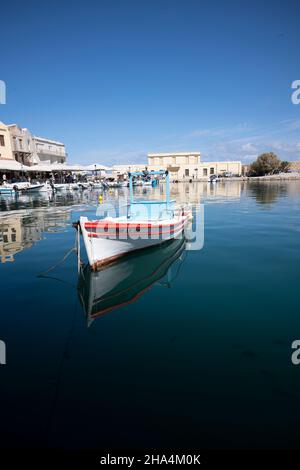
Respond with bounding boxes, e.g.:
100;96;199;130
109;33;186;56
0;160;108;182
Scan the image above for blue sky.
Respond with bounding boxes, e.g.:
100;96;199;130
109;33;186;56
1;0;300;165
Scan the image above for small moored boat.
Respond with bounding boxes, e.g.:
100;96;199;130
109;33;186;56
20;183;45;193
0;186;15;195
77;170;190;270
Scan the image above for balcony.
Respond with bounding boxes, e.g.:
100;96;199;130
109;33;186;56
37;148;67;157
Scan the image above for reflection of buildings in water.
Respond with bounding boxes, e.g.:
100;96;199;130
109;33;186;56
135;181;242;204
0;216;25;263
78;238;186;326
203;181;242;200
22;211;71;244
0;210;71;263
174;181;242;202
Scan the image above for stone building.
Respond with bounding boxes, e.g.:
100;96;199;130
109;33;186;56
7;123;67;166
8;124;34;165
0;121;14;160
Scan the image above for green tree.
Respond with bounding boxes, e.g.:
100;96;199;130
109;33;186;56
280;161;290;173
250;152;281;176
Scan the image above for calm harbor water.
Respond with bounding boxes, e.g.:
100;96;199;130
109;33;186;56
0;180;300;450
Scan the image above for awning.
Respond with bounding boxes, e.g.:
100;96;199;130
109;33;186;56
26;163;85;172
0;159;30;171
0;160;109;173
85;163;111;171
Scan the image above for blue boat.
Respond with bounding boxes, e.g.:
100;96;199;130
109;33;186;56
0;187;15;195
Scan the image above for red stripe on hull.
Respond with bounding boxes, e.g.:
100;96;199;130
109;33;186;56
87;222;186;238
84;218;186;230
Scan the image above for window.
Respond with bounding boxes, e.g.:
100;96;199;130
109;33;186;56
185;169;189;176
0;134;5;146
210;167;214;174
19;139;22;149
203;168;208;176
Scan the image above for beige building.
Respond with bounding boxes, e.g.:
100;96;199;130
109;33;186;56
5;122;67;166
148;152;241;179
0;121;13;160
8;124;34;165
289;161;300;172
113;152;241;180
32;135;67;165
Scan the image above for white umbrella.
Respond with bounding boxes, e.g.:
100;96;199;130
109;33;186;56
0;159;30;171
85;163;111;171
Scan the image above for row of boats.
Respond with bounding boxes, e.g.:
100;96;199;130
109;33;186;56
0;178;156;195
0;181;92;195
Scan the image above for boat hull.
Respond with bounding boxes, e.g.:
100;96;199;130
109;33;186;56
0;188;14;195
21;184;45;193
79;215;188;270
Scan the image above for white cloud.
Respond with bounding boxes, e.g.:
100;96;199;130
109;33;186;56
241;143;258;153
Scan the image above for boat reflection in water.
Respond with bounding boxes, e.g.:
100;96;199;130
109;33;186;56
78;237;186;325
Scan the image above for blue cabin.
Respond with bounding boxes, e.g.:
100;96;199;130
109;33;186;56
128;170;175;221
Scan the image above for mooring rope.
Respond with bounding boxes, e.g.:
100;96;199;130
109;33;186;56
37;223;84;281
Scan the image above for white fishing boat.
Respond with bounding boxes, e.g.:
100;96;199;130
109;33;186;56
208;174;219;183
77;170;190;270
78;182;91;190
20;183;45;193
39;182;54;192
54;182;79;191
0;181;33;195
54;183;68;191
2;181;29;191
105;180;123;188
